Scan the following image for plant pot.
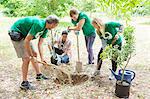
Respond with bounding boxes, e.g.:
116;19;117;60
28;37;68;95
115;80;131;98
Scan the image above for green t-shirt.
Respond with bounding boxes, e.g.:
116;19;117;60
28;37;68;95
11;17;48;39
105;22;123;45
71;12;95;36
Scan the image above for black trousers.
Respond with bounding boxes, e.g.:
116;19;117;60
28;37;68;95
53;47;64;55
97;43;122;72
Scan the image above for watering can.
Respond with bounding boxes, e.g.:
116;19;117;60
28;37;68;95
109;69;135;83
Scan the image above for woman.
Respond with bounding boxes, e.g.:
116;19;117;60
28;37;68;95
48;30;71;65
68;8;96;65
92;18;123;80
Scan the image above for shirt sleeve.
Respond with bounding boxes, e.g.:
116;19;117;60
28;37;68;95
79;13;87;22
29;23;39;37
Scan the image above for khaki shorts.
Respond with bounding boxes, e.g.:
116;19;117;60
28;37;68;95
11;40;33;58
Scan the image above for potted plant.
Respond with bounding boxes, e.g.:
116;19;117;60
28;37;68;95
100;25;136;98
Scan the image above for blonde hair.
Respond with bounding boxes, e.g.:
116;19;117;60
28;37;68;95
92;18;104;27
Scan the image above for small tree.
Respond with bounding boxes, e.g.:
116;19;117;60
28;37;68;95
100;25;135;82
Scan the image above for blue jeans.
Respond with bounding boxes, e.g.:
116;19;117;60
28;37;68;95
61;55;69;63
85;34;96;64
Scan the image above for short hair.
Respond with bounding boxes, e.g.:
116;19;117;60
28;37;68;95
62;30;69;35
46;15;59;24
69;8;79;17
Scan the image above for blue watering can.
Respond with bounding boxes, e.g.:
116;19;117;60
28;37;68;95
109;69;135;83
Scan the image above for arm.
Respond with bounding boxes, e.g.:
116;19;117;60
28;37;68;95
38;37;45;62
48;40;57;53
68;19;85;31
62;41;71;56
112;24;124;45
24;34;34;57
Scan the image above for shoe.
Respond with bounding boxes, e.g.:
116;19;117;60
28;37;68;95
109;73;114;80
20;81;35;90
36;74;49;81
93;70;101;76
84;62;94;66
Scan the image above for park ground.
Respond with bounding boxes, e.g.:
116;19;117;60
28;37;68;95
0;15;150;99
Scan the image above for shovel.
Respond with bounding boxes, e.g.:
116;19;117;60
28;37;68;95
75;31;82;73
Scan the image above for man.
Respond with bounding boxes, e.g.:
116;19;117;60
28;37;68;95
9;15;59;90
48;30;71;65
68;8;95;65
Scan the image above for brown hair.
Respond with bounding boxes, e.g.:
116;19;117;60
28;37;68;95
69;8;79;17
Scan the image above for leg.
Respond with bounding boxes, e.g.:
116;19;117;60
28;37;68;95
29;43;41;74
85;35;95;64
111;43;122;72
22;57;30;81
61;55;69;63
85;36;90;63
97;48;103;70
11;40;30;81
88;35;95;64
30;58;41;74
111;60;117;72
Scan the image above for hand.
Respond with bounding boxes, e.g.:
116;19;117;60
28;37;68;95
41;59;47;64
32;51;37;57
114;34;119;40
68;26;71;30
61;53;65;57
75;31;79;35
111;34;119;45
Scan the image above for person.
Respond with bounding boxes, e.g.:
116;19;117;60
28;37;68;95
68;8;96;65
48;30;71;65
8;15;59;90
92;18;123;80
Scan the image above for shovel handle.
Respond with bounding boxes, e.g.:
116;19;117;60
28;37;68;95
76;34;80;61
36;60;57;68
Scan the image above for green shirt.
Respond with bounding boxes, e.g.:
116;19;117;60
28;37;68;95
11;17;48;39
71;12;95;36
105;22;123;45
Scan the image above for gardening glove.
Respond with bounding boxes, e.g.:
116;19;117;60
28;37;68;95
75;31;79;35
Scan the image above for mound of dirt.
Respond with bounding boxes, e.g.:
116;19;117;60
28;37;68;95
54;74;89;85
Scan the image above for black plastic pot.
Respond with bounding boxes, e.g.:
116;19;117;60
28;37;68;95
115;80;131;98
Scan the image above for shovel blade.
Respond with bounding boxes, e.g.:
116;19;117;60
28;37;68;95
76;61;82;73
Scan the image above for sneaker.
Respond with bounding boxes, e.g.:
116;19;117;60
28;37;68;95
20;81;34;90
36;74;49;81
84;62;94;66
109;73;114;80
93;70;101;76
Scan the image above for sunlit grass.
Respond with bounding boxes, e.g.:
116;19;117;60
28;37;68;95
0;41;15;60
139;21;150;25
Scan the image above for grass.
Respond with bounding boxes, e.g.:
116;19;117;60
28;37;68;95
139;21;150;25
0;41;15;60
59;21;72;27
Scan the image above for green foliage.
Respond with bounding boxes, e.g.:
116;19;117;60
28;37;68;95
73;0;98;12
100;25;135;81
2;0;25;17
1;0;74;17
133;0;150;16
96;0;143;20
0;0;146;19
